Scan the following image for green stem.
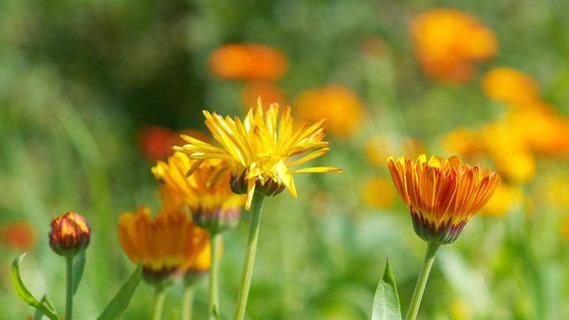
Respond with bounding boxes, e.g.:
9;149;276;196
209;233;221;320
65;256;74;320
153;289;166;320
182;285;194;320
405;241;440;320
233;192;265;320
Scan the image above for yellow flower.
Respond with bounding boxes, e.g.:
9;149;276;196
152;153;245;232
175;101;342;209
360;177;396;209
118;206;209;283
561;218;569;241
482;67;540;107
411;9;497;83
441;127;482;157
481;183;523;216
387;155;500;243
295;85;365;138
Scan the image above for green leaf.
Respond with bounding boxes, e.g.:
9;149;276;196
97;264;143;320
73;250;86;295
371;259;402;320
11;254;59;320
33;296;56;320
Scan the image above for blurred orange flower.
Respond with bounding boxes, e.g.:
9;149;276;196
0;222;35;251
441;127;482;157
411;9;497;84
507;107;569;155
481;183;523;216
360;177;396;209
295;85;365;138
482;67;540;107
209;43;287;81
138;125;209;161
242;81;286;110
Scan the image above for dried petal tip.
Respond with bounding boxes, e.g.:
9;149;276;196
49;211;91;257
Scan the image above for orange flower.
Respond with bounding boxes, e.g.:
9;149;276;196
481;183;523;216
482;67;540;107
138;125;209;161
387;155;500;243
0;222;35;251
209;44;287;81
118;206;209;283
242;81;286;110
295;85;365;138
360;177;396;209
411;9;497;83
49;212;91;257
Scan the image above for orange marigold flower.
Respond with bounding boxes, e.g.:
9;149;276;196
482;67;540;107
118;206;209;284
387;155;500;243
152;153;245;233
411;9;497;84
209;43;287;81
295;85;365;138
49;212;91;257
481;183;523;216
242;81;286;111
0;222;35;251
175;101;342;209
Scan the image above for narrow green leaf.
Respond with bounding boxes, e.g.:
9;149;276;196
11;254;59;320
97;264;143;320
33;296;56;320
73;250;86;295
371;259;402;320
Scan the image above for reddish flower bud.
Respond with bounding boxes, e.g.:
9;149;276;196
49;211;91;257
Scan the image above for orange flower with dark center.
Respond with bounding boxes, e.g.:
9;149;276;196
411;9;497;84
209;44;287;81
49;211;91;257
387;155;500;243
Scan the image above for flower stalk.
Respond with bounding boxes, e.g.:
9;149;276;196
65;255;74;320
209;233;221;320
233;192;265;320
152;289;166;320
405;241;440;320
182;285;194;320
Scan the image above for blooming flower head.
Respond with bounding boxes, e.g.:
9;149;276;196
152;153;245;233
387;155;500;244
209;43;287;81
295;85;365;138
482;67;540;107
411;9;497;83
118;206;209;284
175;101;342;209
49;211;91;257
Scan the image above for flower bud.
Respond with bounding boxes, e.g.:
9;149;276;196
49;211;91;257
192;208;240;234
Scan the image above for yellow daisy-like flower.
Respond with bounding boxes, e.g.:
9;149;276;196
174;101;342;209
387;155;500;243
152;152;245;232
118;206;209;284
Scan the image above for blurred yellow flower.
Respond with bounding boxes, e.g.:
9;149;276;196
209;43;287;81
365;136;424;166
152;153;245;232
482;67;540;107
175;101;342;209
562;218;569;241
118;206;209;282
441;128;481;157
411;9;497;83
481;183;523;216
450;299;471;320
360;177;395;209
492;151;535;184
242;81;286;111
387;155;500;243
295;85;365;138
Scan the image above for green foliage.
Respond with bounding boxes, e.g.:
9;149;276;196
371;260;402;320
73;251;86;296
97;265;143;320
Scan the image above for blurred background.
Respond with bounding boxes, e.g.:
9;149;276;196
2;0;569;319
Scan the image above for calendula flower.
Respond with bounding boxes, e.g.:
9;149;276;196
411;9;497;83
118;206;209;284
387;155;499;243
242;81;286;111
482;67;540;107
175;101;342;209
295;85;365;138
49;211;91;257
360;177;396;209
152;153;245;233
481;183;523;216
0;222;35;251
209;43;287;81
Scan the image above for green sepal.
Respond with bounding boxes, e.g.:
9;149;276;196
371;259;402;320
97;264;143;320
11;254;59;320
